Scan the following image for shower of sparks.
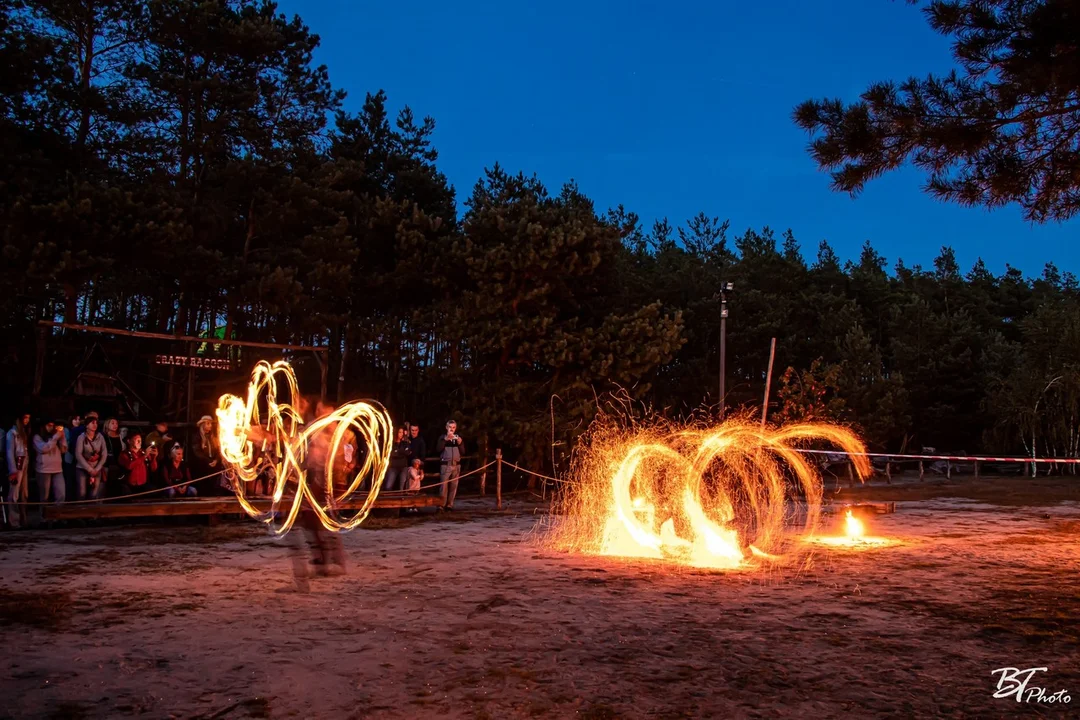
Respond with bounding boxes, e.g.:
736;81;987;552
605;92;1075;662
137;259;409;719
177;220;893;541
547;414;882;569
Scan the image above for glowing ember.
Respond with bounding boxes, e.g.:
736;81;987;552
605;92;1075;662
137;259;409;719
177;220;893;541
845;509;865;539
548;415;872;569
216;361;392;535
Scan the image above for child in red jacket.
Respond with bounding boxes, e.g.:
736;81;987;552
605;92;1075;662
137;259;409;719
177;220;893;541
118;432;158;498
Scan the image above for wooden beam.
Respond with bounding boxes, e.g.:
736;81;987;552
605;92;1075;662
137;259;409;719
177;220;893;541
38;321;328;354
44;494;443;520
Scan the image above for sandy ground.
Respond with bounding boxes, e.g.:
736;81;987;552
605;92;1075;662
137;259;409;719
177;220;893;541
2;481;1080;719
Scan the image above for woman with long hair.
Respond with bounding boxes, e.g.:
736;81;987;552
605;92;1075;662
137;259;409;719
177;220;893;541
5;412;31;528
191;415;222;496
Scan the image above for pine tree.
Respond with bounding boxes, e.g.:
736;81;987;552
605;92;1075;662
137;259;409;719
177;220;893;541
795;0;1080;221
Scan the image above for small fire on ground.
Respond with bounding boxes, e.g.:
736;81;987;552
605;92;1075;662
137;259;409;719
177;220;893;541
811;509;894;548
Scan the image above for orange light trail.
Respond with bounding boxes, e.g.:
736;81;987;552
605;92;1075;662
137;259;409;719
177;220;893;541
216;361;393;535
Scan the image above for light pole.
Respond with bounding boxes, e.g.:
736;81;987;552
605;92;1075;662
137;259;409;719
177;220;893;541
718;281;733;418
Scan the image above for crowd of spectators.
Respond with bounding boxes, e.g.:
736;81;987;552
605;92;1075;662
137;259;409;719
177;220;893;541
2;409;466;528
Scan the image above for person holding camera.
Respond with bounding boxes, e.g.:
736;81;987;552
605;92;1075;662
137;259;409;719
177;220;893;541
436;420;464;511
118;432;158;498
33;419;67;505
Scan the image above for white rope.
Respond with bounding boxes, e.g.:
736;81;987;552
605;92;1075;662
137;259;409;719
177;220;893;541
4;469;226;507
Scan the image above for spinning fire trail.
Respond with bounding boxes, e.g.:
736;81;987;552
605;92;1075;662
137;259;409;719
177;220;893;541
548;417;876;568
215;361;393;535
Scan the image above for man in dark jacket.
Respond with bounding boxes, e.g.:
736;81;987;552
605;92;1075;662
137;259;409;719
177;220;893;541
407;423;426;472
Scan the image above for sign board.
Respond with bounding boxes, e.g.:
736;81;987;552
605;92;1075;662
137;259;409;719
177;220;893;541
155;354;231;371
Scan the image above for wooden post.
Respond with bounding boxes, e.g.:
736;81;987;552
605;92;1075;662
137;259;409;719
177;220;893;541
846;461;855;488
479;439;488;496
186;340;196;426
495;448;503;510
761;337;777;426
974;460;980;479
33;325;47;398
317;349;328;401
946;461;951;479
919;460;924;481
885;461;892;484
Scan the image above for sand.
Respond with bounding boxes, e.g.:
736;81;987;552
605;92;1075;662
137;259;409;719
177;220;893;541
2;487;1079;719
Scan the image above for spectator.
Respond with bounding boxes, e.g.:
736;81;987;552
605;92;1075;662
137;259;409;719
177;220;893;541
34;419;67;506
436;419;464;511
144;420;173;458
162;445;197;498
5;412;30;528
407;423;427;470
118;432;158;497
386;427;411;491
331;423;358;497
191;415;221;496
406;457;424;494
102;418;124;497
75;416;107;501
61;414;81;498
74;411;97;448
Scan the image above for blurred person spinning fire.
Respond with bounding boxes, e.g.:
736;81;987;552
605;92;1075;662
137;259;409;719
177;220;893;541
297;400;347;578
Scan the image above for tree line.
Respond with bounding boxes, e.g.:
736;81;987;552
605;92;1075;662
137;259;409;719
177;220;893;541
1;0;1077;469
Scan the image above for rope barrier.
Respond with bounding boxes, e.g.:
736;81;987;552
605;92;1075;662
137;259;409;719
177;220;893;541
3;469;226;507
377;461;496;495
794;449;1080;464
502;461;578;485
5;446;1075;518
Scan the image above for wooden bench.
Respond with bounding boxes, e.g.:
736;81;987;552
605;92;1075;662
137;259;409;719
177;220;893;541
43;494;444;520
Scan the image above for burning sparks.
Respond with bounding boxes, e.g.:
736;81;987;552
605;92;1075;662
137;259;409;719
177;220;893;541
216;361;392;535
548;415;873;569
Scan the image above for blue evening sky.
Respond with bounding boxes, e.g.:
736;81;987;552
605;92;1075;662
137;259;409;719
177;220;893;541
278;0;1077;276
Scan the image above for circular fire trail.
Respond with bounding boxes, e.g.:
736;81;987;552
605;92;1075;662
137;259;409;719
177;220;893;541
548;416;874;569
216;361;393;535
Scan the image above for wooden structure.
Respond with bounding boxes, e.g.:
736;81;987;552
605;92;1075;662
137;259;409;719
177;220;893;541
825;501;897;516
33;321;331;425
44;494;443;520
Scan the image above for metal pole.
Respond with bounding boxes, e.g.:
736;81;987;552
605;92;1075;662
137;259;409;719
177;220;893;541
719;314;726;418
761;337;777;426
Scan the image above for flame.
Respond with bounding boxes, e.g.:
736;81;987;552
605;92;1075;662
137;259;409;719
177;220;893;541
811;506;894;547
216;361;393;535
548;415;872;569
844;509;865;539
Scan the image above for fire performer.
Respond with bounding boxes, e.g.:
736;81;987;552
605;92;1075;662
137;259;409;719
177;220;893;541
294;399;347;582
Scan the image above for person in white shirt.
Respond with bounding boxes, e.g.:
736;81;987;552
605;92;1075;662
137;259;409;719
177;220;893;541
406;458;423;494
